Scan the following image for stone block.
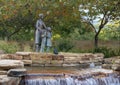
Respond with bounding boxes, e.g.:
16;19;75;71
0;60;24;70
16;52;32;56
0;54;13;59
51;55;64;60
81;57;90;60
7;68;27;77
12;55;23;60
0;75;20;85
102;64;112;69
30;53;52;61
0;71;7;75
112;64;120;71
0;54;23;60
22;60;32;66
50;60;63;64
114;59;120;64
32;60;51;64
103;58;113;64
94;53;104;58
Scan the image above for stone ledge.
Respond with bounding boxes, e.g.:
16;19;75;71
0;52;104;67
0;60;24;70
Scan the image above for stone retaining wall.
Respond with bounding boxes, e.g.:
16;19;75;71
0;52;104;67
102;56;120;71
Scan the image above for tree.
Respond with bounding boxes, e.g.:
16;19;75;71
0;0;35;40
99;20;120;40
0;0;82;40
79;0;120;48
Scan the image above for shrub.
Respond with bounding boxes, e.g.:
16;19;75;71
55;38;74;52
94;47;120;58
0;41;20;53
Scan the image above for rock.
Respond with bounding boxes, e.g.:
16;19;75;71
0;54;11;59
94;53;104;57
112;64;120;71
22;60;32;66
102;64;112;69
16;52;32;60
0;71;7;75
7;68;27;77
51;55;64;60
114;59;120;64
0;60;24;70
0;54;23;60
16;52;32;55
103;57;120;71
30;53;52;61
0;75;20;85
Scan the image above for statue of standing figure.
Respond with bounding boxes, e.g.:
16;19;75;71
46;27;52;52
35;14;52;52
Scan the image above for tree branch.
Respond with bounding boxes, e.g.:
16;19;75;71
82;18;97;33
7;27;22;39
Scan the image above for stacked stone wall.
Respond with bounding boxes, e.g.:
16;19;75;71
0;52;104;67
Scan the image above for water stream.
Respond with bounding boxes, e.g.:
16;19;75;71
18;67;120;85
20;72;120;85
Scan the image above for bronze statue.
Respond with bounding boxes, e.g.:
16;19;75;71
35;14;52;52
35;14;47;52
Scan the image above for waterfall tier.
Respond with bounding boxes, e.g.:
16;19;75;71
20;72;120;85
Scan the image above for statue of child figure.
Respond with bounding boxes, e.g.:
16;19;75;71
46;27;52;52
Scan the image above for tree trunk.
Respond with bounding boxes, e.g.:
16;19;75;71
94;33;98;49
4;36;9;41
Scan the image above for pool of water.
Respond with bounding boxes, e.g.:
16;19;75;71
25;66;81;74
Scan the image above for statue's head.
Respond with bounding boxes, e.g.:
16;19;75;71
39;13;44;19
47;27;51;31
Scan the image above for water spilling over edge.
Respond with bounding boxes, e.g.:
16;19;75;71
19;69;120;85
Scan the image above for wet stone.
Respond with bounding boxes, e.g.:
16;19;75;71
7;68;27;77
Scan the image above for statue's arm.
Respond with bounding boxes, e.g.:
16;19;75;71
36;20;42;31
35;20;39;29
42;22;47;29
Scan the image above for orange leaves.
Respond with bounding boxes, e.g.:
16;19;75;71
13;10;17;14
3;15;8;20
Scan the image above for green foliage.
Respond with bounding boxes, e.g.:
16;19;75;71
0;41;20;53
0;0;82;40
55;38;74;52
0;0;119;54
94;47;120;58
69;48;93;53
0;40;34;53
99;21;120;40
79;0;120;48
69;31;95;40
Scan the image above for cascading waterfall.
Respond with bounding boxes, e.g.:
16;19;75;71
20;73;120;85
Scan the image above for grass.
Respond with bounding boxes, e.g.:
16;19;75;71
0;40;119;58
